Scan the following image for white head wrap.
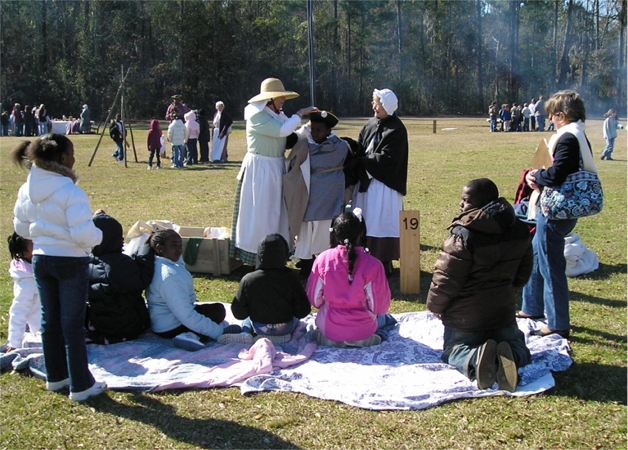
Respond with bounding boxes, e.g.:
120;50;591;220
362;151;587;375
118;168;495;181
373;89;398;115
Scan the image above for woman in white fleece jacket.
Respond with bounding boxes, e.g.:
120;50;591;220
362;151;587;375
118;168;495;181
12;133;107;402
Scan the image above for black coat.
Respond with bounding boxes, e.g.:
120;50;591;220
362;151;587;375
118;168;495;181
353;114;409;195
87;215;154;342
231;235;310;324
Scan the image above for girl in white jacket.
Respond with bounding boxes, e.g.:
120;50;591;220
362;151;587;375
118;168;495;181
4;232;40;351
12;134;106;402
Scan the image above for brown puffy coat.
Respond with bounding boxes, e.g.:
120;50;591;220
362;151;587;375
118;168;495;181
427;197;533;332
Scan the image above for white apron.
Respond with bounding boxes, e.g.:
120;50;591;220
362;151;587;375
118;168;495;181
235;152;289;254
211;129;225;161
352;178;403;238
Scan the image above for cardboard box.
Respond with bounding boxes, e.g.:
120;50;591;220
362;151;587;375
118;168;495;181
178;226;242;276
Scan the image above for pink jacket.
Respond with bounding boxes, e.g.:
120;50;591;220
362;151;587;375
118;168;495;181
307;246;391;341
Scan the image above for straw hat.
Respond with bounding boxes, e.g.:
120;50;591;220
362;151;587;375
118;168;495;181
248;78;299;104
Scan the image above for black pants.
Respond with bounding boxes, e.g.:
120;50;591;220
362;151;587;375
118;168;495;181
155;303;226;339
148;147;161;167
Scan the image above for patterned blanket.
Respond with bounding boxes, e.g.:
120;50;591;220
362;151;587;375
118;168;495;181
4;311;572;410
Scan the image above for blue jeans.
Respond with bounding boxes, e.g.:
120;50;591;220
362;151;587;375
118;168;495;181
242;317;300;337
33;255;95;393
1;124;7;136
537;116;546;132
39;122;48;135
490;117;497;132
602;138;615;159
112;138;124;161
442;323;531;380
172;144;184;168
522;210;577;331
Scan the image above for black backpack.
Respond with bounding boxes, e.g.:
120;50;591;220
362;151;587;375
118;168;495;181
109;122;121;140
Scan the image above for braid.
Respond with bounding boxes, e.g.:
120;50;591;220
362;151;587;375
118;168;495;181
331;212;363;284
149;229;180;251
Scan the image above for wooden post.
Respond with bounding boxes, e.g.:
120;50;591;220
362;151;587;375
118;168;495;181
399;210;420;295
433;120;437;134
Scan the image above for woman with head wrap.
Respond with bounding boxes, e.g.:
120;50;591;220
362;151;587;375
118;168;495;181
229;78;317;266
348;88;408;275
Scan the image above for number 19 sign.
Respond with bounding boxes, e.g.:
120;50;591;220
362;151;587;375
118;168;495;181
399;210;420;295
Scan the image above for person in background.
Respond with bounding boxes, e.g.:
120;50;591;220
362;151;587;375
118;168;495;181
535;95;546;132
23;105;34;137
211;101;234;163
427;178;533;392
521;103;531;132
184;110;199;165
167;113;187;169
80;104;90;134
529;99;537;131
37;104;47;135
601;108;623;161
521;90;597;338
12;103;22;137
500;104;512;132
13;134;107;401
488;101;498;132
197;108;211;163
110;114;125;162
165;95;189;122
147;119;162;170
346;88;408;275
2;232;40;352
1;110;9;136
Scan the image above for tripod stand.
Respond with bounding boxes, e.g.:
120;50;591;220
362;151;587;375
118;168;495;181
89;66;137;167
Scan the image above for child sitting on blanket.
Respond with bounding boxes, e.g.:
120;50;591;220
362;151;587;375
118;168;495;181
1;232;40;352
306;210;391;348
426;178;533;392
229;234;311;345
86;213;153;345
146;229;239;351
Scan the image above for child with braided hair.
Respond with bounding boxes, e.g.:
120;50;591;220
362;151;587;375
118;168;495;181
306;210;391;347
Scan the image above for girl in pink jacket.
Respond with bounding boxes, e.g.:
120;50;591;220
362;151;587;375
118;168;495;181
306;210;391;347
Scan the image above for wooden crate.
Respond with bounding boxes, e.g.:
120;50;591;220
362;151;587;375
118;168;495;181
178;226;242;276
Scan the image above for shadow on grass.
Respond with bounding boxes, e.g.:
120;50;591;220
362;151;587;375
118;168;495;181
92;393;301;449
572;262;627;280
571;291;627;309
551;362;627;405
569;324;627;346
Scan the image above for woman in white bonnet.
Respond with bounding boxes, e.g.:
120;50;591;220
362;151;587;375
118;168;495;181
348;88;409;275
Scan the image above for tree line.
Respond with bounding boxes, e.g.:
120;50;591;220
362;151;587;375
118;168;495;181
1;0;625;123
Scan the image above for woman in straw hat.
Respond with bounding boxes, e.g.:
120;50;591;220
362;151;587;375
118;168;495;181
230;78;317;266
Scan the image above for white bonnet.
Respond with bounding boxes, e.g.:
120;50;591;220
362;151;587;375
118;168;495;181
373;89;398;115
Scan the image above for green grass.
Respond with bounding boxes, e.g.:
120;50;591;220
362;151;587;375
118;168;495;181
0;118;625;449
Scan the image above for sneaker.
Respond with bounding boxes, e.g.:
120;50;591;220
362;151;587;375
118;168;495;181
254;333;291;344
217;332;253;345
46;378;70;391
69;381;107;402
147;165;152;170
173;332;205;351
310;329;340;347
496;342;518;392
343;334;382;348
156;166;161;170
475;339;497;390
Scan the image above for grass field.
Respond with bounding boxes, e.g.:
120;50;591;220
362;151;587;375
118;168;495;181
0;117;625;449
